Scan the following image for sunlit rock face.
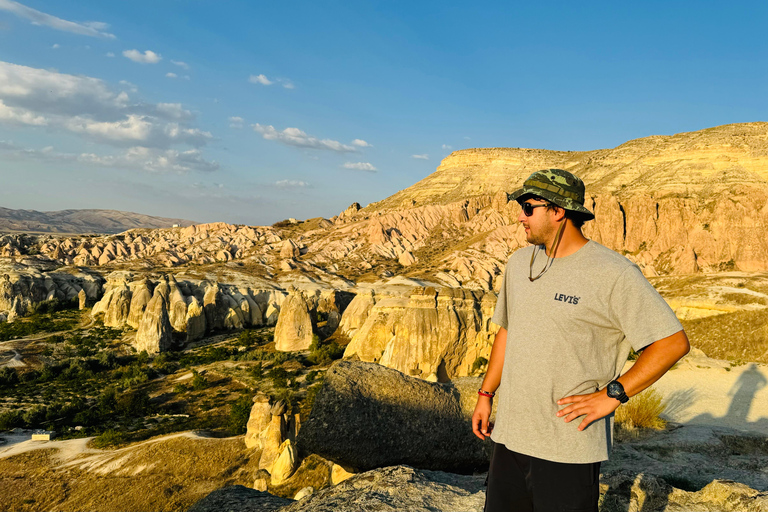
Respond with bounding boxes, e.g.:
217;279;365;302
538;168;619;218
135;287;173;354
274;287;314;352
343;287;497;381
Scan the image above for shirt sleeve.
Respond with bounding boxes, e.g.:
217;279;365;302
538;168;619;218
608;265;683;351
491;263;509;330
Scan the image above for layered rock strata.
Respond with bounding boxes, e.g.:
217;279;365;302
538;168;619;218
342;286;497;381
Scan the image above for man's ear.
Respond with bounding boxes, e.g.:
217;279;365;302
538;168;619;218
551;206;566;222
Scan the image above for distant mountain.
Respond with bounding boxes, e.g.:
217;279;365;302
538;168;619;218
0;207;196;234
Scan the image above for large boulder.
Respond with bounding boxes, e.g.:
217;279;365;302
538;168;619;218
274;288;314;352
297;360;491;474
134;288;173;354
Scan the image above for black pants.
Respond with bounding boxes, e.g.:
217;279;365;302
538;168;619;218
484;442;601;512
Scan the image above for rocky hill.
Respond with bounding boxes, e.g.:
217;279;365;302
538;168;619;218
0;207;195;234
3;123;768;288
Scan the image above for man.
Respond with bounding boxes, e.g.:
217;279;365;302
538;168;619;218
472;169;690;512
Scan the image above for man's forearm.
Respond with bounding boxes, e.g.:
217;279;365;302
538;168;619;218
480;327;507;392
617;329;690;397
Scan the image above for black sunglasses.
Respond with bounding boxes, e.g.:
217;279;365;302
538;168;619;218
521;202;549;216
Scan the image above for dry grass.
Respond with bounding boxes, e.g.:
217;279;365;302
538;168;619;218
615;389;667;431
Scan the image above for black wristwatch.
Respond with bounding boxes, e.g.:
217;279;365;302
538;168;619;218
606;380;629;404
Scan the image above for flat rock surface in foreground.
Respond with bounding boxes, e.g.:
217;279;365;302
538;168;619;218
280;466;485;512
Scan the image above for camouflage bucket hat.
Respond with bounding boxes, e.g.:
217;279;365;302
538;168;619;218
509;168;594;221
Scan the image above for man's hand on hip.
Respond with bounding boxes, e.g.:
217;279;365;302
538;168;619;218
556;389;620;431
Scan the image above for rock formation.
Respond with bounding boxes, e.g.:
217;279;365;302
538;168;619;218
343;287;497;381
0;274;14;311
134;288;173;354
259;400;289;473
274;288;314;352
126;279;153;328
244;395;272;450
270;440;298;485
185;296;206;342
297;360;491;473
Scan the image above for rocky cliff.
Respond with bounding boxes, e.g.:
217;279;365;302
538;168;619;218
3;123;768;286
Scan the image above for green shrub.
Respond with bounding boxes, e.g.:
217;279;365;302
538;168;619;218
228;395;252;434
268;367;288;388
305;336;344;366
0;410;23;430
250;362;263;379
117;389;152;418
470;357;488;374
92;429;128;448
190;370;208;390
0;367;19;388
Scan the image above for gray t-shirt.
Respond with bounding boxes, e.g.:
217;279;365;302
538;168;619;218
490;240;683;463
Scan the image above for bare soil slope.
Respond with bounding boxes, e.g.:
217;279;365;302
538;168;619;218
0;207;195;234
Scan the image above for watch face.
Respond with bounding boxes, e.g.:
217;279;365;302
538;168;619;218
607;381;623;397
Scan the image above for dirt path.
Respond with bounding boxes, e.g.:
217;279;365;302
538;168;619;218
0;431;216;465
0;313;97;368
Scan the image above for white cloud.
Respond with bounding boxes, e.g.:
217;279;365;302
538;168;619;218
79;147;218;173
123;49;162;64
352;139;371;148
249;74;294;89
0;0;116;38
171;60;189;70
106;52;115;58
0;141;217;174
252;123;357;152
412;154;429;160
166;72;177;79
154;103;193;121
229;116;244;128
442;144;453;150
118;80;137;92
275;179;310;188
0;60;211;149
0;100;49;125
249;74;273;86
51;43;59;49
343;162;377;172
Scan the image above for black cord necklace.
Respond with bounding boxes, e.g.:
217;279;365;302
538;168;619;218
529;221;566;282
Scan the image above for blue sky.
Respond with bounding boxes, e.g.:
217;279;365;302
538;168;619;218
0;1;766;225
